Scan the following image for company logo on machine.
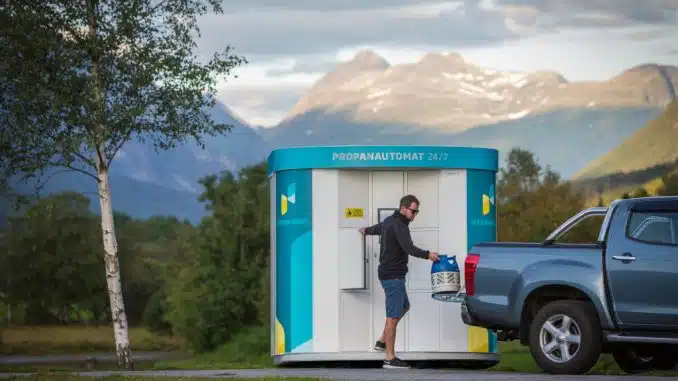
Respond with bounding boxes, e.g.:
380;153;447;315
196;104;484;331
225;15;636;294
280;183;296;216
482;184;495;216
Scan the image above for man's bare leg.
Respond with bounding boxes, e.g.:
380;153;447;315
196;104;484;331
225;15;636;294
379;306;408;343
384;317;399;361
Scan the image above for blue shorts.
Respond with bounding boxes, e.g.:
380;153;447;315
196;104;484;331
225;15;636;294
381;278;410;318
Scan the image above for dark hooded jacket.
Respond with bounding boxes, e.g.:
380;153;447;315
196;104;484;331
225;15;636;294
364;210;430;281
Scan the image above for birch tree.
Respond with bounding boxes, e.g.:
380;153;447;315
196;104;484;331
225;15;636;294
0;0;246;368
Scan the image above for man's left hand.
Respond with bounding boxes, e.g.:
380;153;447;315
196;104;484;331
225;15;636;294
428;251;440;262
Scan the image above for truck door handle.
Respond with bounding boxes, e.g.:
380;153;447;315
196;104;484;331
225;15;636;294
612;254;636;261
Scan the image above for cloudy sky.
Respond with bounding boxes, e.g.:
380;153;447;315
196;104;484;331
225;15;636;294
197;0;678;126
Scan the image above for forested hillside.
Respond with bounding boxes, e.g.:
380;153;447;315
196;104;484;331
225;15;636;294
575;100;678;180
573;100;678;202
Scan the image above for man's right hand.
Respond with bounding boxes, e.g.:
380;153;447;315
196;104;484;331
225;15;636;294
359;227;365;234
428;251;440;262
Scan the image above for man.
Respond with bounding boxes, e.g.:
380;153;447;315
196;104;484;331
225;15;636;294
359;194;439;369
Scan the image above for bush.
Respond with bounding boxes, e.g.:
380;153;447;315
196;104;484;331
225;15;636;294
153;325;272;369
165;163;271;352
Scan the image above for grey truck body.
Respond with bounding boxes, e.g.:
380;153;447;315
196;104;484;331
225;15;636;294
461;196;678;374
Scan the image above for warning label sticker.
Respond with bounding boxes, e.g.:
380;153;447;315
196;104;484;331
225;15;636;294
344;208;364;218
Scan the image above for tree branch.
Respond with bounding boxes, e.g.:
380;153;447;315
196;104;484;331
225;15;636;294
106;128;134;168
49;161;99;182
71;150;96;169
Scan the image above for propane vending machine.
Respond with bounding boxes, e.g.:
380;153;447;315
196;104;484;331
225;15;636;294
268;145;499;366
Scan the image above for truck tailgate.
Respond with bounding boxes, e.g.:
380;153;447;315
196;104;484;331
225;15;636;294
463;242;604;329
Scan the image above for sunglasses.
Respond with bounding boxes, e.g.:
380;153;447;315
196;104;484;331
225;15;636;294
407;207;419;214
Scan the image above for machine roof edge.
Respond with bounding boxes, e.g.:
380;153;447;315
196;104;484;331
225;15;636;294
267;145;499;175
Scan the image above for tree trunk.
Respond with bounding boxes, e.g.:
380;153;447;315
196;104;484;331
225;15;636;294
96;167;133;369
86;0;133;369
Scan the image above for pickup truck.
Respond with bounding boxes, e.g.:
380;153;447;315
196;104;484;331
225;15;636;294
461;196;678;375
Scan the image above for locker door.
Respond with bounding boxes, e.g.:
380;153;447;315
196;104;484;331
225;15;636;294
404;170;441;351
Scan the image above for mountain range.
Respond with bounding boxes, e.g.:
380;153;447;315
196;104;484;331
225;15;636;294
283;50;677;132
258;50;675;179
3;50;677;224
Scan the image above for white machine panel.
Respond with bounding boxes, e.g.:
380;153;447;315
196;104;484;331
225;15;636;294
405;170;439;229
438;170;468;287
338;170;370;228
338;229;367;290
312;169;340;353
437;169;469;351
340;292;372;351
407;292;440;351
406;230;439;291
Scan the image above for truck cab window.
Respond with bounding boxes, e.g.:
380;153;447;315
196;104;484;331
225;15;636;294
626;211;678;245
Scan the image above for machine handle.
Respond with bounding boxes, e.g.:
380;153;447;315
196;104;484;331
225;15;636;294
363;234;368;288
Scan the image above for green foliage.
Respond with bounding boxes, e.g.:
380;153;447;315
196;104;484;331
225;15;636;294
153;326;272;369
1;192;106;323
496;148;596;243
658;172;678;196
630;187;649;198
115;214;194;326
0;192;195;326
1;0;247;185
166;163;270;352
143;289;172;335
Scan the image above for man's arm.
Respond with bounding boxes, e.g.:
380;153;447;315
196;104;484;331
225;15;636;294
393;222;430;259
360;222;382;236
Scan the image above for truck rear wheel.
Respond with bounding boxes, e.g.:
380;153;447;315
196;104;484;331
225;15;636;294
528;300;601;374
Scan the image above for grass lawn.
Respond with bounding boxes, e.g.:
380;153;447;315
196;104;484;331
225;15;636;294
496;341;677;376
152;337;678;377
0;325;184;355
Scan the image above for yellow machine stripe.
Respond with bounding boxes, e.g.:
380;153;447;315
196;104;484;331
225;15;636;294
281;195;288;215
467;325;489;352
275;317;286;355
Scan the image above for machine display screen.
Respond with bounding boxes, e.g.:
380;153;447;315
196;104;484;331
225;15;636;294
378;208;396;223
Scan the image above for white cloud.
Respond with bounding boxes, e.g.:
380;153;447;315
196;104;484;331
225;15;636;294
217;61;322;89
214;58;327;126
457;24;678;81
202;0;678;127
196;1;514;58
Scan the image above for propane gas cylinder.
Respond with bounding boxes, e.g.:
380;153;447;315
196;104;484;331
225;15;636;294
431;254;461;295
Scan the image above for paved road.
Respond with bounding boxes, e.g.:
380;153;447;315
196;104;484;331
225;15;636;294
0;368;673;380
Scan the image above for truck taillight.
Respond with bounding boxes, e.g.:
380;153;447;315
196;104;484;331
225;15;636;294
465;253;480;296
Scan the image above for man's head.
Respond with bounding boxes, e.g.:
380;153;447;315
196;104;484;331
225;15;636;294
398;194;420;221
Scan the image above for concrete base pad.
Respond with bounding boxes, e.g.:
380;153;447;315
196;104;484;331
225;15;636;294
274;351;499;366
